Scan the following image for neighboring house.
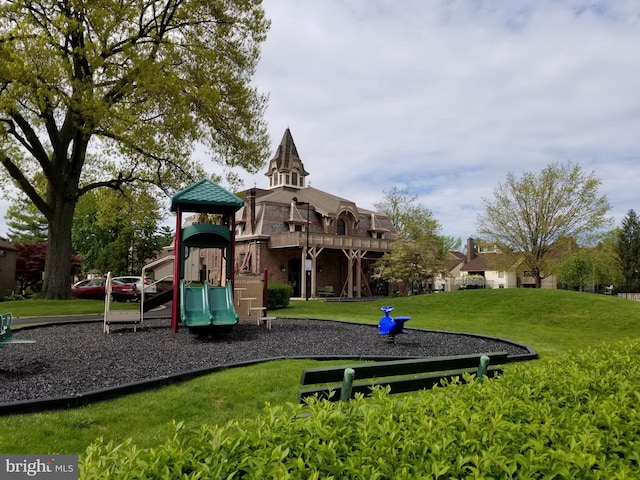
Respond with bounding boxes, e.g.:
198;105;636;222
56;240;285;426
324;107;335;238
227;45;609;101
435;250;469;291
0;237;17;297
184;128;396;299
440;238;557;290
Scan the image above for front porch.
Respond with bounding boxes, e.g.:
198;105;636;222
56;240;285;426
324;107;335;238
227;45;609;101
269;232;392;299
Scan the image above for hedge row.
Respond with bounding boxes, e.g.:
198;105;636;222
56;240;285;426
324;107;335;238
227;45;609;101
81;339;640;479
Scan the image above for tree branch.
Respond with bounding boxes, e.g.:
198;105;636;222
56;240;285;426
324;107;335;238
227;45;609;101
6;111;58;180
0;154;50;217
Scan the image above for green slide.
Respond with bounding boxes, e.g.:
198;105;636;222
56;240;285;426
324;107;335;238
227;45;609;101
207;283;239;326
180;281;239;328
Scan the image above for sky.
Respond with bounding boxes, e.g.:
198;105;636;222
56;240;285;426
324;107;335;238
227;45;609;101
2;0;640;241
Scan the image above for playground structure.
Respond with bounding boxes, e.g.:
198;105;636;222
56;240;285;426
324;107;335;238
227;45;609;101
177;223;239;334
378;306;411;343
170;179;246;334
103;272;141;333
102;179;273;334
102;257;175;333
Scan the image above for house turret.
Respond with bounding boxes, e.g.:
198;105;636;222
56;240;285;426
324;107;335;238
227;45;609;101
265;128;309;189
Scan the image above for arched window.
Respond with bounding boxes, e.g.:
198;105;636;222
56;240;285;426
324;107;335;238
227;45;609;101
337;218;346;236
292;172;298;185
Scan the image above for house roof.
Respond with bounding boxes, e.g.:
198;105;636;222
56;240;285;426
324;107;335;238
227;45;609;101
448;251;466;271
236;128;396;237
254;186;355;216
171;179;244;214
236;184;396;237
460;255;488;272
265;128;309;176
460;253;519;272
0;238;16;251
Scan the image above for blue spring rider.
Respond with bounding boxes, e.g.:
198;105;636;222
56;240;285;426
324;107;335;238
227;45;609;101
378;306;411;342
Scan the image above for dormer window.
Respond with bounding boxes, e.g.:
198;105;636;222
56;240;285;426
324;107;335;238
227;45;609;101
367;213;389;239
287;198;311;233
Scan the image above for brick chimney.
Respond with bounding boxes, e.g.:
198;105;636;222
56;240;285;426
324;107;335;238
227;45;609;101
246;188;256;235
466;237;475;262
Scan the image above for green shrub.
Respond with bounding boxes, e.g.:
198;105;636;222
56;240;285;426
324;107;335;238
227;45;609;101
81;340;640;479
1;294;24;302
267;283;293;310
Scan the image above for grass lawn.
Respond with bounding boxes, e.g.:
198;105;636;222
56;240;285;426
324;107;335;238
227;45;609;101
0;288;638;454
0;298;138;318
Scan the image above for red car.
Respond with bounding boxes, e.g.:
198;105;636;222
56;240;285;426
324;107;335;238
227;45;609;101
72;278;138;302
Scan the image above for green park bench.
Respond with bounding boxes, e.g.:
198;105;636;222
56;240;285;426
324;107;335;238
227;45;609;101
0;313;35;346
298;351;509;403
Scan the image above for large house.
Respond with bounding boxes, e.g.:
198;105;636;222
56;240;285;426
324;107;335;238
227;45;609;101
231;129;397;298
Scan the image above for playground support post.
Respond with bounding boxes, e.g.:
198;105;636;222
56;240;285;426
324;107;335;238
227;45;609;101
294;197;310;301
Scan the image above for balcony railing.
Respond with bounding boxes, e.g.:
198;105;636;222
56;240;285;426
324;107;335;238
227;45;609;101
268;232;393;252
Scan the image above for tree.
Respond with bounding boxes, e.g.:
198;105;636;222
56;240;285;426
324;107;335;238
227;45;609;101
557;232;624;293
72;186;172;275
0;1;270;298
616;209;640;292
5;172;48;242
14;242;81;293
477;162;612;288
5;195;48;243
374;187;454;294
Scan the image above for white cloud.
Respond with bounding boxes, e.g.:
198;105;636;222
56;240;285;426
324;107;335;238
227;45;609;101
2;0;640;242
233;0;640;239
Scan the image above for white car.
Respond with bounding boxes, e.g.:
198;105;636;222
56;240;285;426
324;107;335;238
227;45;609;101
112;276;157;299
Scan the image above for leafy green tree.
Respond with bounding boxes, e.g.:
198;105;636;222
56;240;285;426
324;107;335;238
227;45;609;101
616;209;640;292
557;234;624;293
5;195;48;243
477;162;612;288
556;249;592;292
374;187;454;294
72;187;172;275
5;172;48;242
0;0;270;298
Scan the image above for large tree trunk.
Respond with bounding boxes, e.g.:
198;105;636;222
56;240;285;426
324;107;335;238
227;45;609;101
40;196;77;299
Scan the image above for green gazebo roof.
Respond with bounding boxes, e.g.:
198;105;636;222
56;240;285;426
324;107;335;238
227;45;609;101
171;179;244;214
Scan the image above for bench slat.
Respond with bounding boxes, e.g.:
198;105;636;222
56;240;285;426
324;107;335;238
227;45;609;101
300;352;509;385
299;367;502;402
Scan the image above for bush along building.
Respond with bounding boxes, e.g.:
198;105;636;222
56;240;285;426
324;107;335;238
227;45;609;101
232;128;397;299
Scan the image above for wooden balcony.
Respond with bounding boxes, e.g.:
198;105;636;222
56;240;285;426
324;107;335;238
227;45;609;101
269;232;393;252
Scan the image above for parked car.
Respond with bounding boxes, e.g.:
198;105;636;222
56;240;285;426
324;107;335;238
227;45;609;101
112;276;157;298
71;278;138;302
